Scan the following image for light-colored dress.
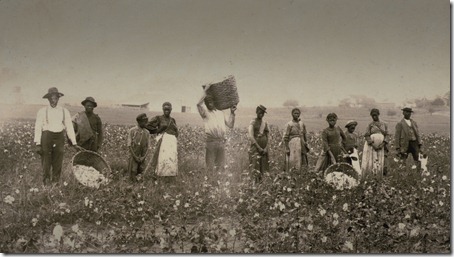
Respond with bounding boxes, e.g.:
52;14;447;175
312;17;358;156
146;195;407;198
361;121;388;176
146;115;179;177
283;120;309;171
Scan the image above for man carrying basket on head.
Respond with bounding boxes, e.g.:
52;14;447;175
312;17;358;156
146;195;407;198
197;84;237;173
34;87;78;185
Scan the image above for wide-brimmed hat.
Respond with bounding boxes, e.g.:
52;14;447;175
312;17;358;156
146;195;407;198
81;97;97;107
401;107;413;112
257;104;267;113
345;120;358;128
136;113;148;121
42;87;64;99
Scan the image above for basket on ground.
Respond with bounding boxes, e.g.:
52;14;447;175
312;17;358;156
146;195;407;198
204;75;240;110
324;163;359;190
70;150;111;188
324;163;359;180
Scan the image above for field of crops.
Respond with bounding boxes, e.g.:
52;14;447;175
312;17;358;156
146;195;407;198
0;119;451;253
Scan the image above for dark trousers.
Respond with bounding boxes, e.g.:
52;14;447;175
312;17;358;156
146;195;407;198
400;140;420;161
41;131;65;184
128;157;145;181
206;139;226;172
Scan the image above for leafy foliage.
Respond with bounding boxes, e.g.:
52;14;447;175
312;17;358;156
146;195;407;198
0;120;450;253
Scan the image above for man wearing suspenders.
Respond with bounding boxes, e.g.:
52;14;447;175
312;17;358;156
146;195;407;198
34;87;77;185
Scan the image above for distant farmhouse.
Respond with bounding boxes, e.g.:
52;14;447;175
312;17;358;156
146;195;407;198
121;102;150;109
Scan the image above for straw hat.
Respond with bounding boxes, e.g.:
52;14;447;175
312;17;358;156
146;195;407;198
401;107;413;112
345;120;358;128
81;97;97;107
42;87;64;99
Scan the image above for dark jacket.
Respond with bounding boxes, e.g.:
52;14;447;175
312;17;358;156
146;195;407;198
394;118;421;153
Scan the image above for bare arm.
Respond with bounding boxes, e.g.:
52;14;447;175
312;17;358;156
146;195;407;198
97;115;103;147
197;93;207;119
64;108;77;145
395;122;402;151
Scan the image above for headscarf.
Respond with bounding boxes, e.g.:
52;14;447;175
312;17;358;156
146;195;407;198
291;108;301;114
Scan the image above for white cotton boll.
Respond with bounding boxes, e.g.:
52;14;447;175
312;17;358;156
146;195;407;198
53;224;63;242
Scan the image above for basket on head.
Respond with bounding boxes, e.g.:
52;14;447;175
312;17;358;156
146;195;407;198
71;150;111;180
324;162;359;180
204;75;240;110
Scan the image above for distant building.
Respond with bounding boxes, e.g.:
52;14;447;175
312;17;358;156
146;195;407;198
181;106;192;113
121;102;150;109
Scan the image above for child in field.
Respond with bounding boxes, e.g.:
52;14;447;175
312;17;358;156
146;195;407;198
315;113;347;173
127;113;150;182
343;120;359;154
343;120;360;167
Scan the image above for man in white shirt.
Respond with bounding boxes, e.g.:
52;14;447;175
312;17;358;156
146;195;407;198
34;87;77;185
197;86;236;172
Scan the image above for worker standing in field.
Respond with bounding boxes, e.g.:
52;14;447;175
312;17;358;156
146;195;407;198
395;107;423;172
361;109;389;177
283;108;310;172
33;87;78;185
248;105;270;183
197;85;237;173
145;102;179;181
127;113;150;182
72;97;103;152
315;113;347;173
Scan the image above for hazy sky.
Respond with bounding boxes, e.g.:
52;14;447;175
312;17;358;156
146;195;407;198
0;0;450;109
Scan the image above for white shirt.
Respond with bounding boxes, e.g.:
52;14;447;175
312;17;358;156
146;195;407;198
404;119;412;127
197;103;235;139
34;105;77;145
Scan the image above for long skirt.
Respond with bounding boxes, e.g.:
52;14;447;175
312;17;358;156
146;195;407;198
361;142;385;176
287;137;308;171
153;133;178;177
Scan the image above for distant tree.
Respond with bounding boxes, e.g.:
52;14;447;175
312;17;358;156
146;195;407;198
283;99;299;107
338;98;352;108
387;110;397;116
414;98;428;108
427;107;436;115
431;97;445;106
350;95;376;108
443;92;450;106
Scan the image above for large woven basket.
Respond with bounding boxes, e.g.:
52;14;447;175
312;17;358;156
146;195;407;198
204;75;240;110
70;150;111;183
324;162;359;180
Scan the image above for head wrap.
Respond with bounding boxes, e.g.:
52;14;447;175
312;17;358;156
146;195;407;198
291;108;301;114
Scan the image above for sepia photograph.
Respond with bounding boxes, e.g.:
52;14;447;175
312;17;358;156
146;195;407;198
0;0;450;253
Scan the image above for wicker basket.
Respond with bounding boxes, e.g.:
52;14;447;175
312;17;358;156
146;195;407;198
70;150;111;186
324;163;359;180
204;75;239;110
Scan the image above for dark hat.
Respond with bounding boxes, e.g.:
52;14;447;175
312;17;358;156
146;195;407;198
370;108;380;116
81;97;97;107
136;113;148;121
42;87;64;99
345;120;358;128
401;107;413;112
257;104;267;113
